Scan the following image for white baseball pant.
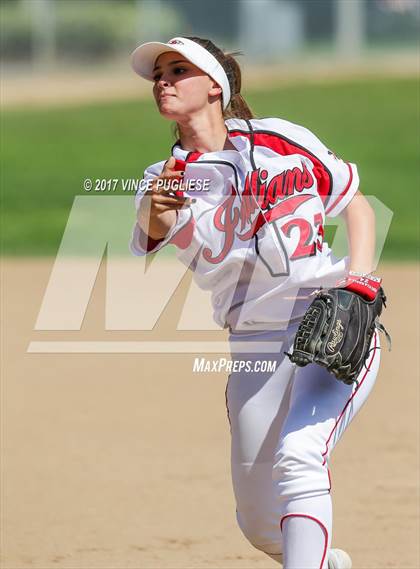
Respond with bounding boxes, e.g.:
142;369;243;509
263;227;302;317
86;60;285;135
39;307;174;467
226;324;380;567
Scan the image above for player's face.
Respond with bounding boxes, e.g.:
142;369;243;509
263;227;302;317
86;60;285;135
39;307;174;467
152;52;222;119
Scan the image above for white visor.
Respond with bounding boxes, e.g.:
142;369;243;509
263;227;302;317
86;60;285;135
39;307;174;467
131;36;231;109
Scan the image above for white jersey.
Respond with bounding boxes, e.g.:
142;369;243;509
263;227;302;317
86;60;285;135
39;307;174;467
130;117;359;331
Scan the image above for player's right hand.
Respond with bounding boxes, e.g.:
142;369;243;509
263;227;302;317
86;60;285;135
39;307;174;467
137;157;192;240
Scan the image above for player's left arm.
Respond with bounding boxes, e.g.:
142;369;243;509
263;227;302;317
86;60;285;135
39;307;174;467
288;189;389;383
340;190;376;275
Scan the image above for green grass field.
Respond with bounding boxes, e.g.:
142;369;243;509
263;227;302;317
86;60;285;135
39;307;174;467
1;76;418;258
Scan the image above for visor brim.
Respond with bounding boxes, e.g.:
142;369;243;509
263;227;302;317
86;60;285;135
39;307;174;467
131;42;187;80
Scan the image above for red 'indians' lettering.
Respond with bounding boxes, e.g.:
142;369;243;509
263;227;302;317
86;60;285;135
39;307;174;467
202;164;315;264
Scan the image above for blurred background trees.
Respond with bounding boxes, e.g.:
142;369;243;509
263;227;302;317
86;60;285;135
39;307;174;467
0;0;418;68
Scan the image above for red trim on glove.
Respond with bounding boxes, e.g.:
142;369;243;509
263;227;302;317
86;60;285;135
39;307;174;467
336;274;382;301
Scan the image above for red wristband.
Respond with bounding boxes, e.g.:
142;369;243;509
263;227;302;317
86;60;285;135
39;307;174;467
336;274;382;301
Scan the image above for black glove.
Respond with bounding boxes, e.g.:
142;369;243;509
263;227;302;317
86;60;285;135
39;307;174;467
286;275;390;385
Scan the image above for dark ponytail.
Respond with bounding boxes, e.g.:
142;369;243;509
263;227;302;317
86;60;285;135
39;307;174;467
184;36;255;120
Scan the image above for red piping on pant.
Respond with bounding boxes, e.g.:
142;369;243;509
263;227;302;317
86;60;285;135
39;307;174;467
321;331;378;466
280;513;328;569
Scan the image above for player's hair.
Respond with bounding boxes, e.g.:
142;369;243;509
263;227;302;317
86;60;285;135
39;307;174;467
184;36;254;120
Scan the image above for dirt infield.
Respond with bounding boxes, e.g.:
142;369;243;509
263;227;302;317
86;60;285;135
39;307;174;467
1;259;419;569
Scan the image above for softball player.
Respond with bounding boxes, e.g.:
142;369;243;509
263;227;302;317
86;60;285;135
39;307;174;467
129;36;382;569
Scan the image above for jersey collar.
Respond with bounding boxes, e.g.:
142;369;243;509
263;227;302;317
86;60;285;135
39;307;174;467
171;128;250;161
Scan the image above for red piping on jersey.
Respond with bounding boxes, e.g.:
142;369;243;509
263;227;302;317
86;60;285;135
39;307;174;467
325;162;354;215
321;331;378;466
229;129;332;208
280;513;328;569
186;151;203;163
